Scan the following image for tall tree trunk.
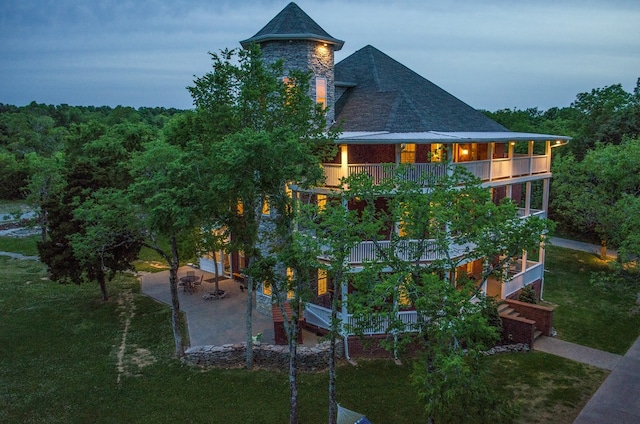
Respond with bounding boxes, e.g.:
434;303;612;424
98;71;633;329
601;239;608;260
98;269;108;301
328;289;338;424
245;273;254;369
288;306;299;424
169;235;185;358
212;250;220;294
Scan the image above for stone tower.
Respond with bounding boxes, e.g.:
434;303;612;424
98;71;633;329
240;2;344;124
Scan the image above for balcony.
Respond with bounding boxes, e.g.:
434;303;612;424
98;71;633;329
322;154;550;187
318;238;474;266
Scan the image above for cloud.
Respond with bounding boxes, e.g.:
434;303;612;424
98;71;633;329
1;0;638;110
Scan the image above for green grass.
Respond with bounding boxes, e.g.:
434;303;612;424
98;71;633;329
543;245;640;354
2;242;634;423
0;234;39;256
486;353;606;424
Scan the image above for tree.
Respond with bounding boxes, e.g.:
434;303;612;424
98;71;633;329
552;137;640;262
295;187;376;424
23;152;65;243
126;138;208;357
336;164;547;422
188;45;336;422
37;120;155;300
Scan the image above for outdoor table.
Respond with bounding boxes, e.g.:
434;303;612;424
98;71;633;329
179;275;199;292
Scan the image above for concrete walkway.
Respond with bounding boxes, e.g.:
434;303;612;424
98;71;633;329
534;336;622;371
573;337;640;423
541;237;640;423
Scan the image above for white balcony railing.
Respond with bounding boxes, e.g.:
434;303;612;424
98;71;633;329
323;155;550;187
502;262;544;298
318;239;475;265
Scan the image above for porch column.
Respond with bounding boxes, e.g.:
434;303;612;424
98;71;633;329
521;250;528;273
528;141;534;175
542;178;550;214
525;181;532;216
488;142;495;181
340;144;348;181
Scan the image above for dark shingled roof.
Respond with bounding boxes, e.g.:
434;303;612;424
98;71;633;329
240;2;344;51
334;45;508;132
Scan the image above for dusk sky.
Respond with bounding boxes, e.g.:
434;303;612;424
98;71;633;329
1;0;638;111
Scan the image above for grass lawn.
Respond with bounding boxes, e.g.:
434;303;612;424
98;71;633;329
2;242;636;422
542;245;640;354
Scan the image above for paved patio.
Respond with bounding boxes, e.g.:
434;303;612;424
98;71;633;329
140;266;318;347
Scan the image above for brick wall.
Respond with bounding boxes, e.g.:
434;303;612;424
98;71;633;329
504;299;554;336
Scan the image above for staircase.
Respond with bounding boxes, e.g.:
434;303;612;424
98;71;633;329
498;302;544;346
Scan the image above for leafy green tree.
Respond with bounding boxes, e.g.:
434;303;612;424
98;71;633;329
126;138;208;357
188;45;335;375
552;137;640;262
37;119;155;300
338;164;547;422
22;152;65;242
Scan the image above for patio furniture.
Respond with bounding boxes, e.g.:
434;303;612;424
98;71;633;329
179;274;199;292
193;274;203;290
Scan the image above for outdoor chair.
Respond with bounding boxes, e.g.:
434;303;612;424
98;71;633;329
193;275;203;290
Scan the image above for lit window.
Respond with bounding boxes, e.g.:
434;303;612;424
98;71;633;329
287;268;294;299
262;196;270;215
316;77;327;108
430;144;444;163
263;282;272;296
317;269;327;295
401;143;416;163
317;194;327;211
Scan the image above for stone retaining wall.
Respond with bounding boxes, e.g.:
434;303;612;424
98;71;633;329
183;340;343;372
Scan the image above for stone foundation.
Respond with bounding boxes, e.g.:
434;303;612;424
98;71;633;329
183;340;343;372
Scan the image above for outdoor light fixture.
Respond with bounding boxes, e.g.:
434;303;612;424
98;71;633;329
461;149;469;155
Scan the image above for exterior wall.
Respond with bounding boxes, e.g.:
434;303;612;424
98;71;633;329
184;340;343;371
348;144;395;163
500;314;536;347
260;40;336;123
504;299;554;336
506;278;543;301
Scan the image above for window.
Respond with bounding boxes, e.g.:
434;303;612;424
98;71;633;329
401;143;416;163
263;282;272;296
262;196;270;215
287;268;295;299
429;144;444;162
316;77;327;108
316;194;327;211
317;269;328;295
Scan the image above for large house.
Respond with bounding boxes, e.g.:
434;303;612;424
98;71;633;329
199;2;569;344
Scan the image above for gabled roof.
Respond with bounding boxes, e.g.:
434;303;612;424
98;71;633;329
240;2;344;51
334;45;508;133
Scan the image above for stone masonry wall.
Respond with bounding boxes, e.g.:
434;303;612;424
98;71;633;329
260;40;336;124
183;340;343;372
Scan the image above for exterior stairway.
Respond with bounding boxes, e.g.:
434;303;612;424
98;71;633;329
498;300;553;347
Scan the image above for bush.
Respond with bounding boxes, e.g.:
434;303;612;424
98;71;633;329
517;285;537;304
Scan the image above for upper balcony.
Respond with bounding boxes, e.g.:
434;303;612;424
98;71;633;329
320;136;568;188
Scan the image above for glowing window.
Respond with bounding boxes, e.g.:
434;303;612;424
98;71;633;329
317;269;327;295
317;194;327;211
263;282;272;296
262;196;270;215
316;77;327;108
287;268;294;299
401;143;416;163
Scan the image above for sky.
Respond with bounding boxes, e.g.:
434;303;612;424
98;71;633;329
1;0;639;111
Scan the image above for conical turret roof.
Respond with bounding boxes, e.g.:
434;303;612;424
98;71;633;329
240;2;344;50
